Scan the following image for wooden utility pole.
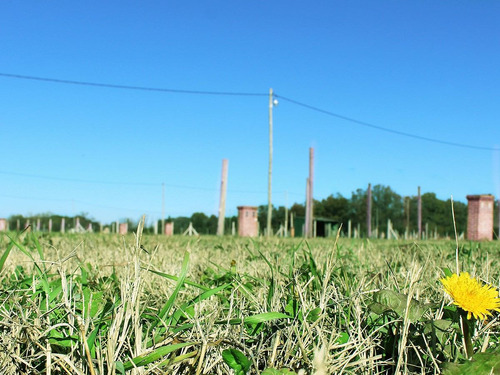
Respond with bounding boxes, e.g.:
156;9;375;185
405;196;410;236
367;183;372;238
217;159;229;236
417;186;422;240
162;183;165;235
305;178;311;237
305;148;315;238
267;88;274;236
284;191;289;237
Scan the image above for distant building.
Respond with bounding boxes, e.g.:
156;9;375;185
119;223;128;235
237;206;259;237
466;194;494;241
165;222;174;236
292;216;337;237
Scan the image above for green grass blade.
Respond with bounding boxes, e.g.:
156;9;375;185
0;240;15;273
170;283;230;326
122;342;194;371
150;251;190;332
144;267;208;291
255;245;275;311
244;312;291;325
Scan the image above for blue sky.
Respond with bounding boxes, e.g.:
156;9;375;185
1;1;499;224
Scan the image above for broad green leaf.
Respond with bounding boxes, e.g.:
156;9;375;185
442;350;500;374
83;288;105;318
115;361;125;375
222;348;251;375
122;342;193;371
370;290;430;322
424;319;453;344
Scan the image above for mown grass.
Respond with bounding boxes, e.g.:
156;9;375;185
1;227;499;374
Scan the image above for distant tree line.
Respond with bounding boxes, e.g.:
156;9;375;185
6;185;494;237
258;185;484;237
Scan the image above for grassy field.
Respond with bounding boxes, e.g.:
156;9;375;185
1;227;500;374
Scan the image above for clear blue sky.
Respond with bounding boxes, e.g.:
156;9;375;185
1;1;499;224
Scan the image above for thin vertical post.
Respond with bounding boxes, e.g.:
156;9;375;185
406;196;410;235
284;191;288;237
304;148;314;238
305;178;311;237
418;186;422;240
61;218;65;233
162;183;165;235
217;159;229;236
267;88;274;237
308;148;314;237
367;183;372;238
348;219;352;238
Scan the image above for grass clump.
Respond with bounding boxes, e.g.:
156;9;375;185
0;228;499;374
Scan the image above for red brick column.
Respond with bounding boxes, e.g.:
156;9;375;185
237;206;259;237
467;195;494;241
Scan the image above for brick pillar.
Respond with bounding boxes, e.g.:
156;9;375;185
467;194;494;241
0;219;7;231
237;206;259;237
165;222;174;236
119;223;128;235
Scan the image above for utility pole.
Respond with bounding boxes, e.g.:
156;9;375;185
305;148;314;238
405;196;410;235
417;186;422;240
367;183;372;238
305;178;310;237
217;159;229;236
284;191;288;237
162;183;165;235
267;88;274;237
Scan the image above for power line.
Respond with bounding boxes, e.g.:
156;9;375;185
2;71;496;151
0;170;302;196
0;72;267;97
0;193;162;215
0;170;159;186
275;94;499;151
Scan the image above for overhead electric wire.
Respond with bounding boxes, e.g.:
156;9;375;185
0;72;267;97
1;72;497;151
0;170;302;196
274;94;499;152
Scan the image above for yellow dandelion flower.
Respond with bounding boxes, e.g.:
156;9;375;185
440;272;500;320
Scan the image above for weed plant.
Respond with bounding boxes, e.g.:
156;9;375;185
0;228;499;374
